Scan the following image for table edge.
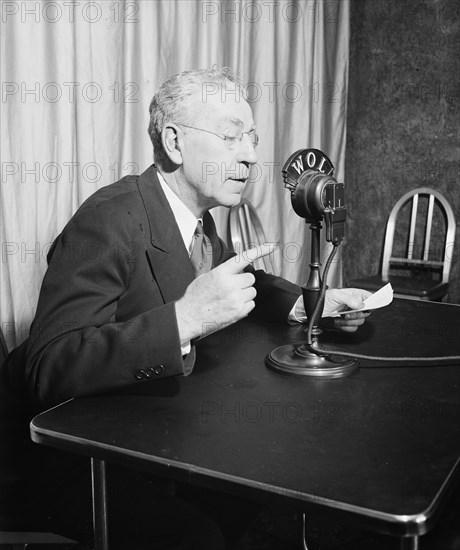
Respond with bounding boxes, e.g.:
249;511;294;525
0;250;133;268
31;412;460;537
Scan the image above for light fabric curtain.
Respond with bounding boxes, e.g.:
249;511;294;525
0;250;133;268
0;0;349;348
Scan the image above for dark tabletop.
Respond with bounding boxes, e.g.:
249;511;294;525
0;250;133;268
31;299;460;537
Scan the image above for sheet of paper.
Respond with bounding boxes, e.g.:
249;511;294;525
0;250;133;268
329;283;394;316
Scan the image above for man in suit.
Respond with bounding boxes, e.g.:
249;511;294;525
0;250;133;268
2;68;370;549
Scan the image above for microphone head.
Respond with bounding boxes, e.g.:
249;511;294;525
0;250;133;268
282;148;347;242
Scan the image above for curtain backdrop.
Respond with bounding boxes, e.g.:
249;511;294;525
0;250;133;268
0;0;349;348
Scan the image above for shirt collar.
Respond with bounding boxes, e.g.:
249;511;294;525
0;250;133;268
157;170;201;254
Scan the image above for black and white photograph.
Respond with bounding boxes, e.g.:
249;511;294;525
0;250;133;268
1;1;459;549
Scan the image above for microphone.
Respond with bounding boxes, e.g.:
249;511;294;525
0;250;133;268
265;149;358;378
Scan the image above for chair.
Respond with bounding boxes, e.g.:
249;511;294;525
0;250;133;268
347;187;456;301
0;330;7;367
228;199;273;273
0;329;81;549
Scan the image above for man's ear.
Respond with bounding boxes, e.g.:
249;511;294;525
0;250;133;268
161;124;183;165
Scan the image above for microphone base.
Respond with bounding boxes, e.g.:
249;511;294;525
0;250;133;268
265;343;358;378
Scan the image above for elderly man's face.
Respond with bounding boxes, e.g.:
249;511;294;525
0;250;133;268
179;91;258;211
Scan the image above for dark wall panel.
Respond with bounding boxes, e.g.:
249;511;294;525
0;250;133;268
344;0;459;303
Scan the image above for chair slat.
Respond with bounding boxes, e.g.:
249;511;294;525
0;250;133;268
243;203;256;246
423;194;435;261
407;194;419;259
238;207;250;250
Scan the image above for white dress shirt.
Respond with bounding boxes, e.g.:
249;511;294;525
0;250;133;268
158;172;201;256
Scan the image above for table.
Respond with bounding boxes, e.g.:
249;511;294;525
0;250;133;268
31;298;460;550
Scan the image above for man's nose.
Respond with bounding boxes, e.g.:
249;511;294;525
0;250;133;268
237;135;258;165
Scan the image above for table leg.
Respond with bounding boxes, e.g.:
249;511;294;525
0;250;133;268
400;536;419;550
91;458;109;550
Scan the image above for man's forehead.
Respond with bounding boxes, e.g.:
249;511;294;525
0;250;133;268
189;93;255;127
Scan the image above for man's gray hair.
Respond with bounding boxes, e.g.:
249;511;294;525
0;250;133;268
148;67;244;164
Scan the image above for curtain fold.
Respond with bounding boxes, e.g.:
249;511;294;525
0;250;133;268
1;0;349;348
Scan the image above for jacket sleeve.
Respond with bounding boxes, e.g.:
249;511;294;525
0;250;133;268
23;204;187;407
252;269;301;321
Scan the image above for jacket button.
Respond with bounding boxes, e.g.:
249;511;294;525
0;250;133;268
154;365;164;375
135;370;146;380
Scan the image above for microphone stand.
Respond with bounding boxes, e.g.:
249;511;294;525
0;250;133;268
265;220;358;378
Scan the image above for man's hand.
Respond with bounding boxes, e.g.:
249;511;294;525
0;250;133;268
322;288;372;333
175;244;273;344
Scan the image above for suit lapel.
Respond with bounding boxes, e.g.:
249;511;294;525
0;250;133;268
136;165;195;304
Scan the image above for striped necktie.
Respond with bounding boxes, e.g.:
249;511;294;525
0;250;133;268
190;220;213;276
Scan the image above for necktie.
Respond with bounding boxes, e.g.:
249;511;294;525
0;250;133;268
190;221;213;276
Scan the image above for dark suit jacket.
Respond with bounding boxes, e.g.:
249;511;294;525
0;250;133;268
4;165;300;409
0;164;300;524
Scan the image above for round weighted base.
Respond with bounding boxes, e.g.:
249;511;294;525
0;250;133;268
265;343;359;378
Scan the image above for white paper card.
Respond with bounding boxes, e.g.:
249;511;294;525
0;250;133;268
329;283;394;316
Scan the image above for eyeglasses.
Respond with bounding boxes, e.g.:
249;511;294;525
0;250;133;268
178;123;259;149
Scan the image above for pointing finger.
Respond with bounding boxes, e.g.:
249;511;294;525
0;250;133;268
218;243;276;274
